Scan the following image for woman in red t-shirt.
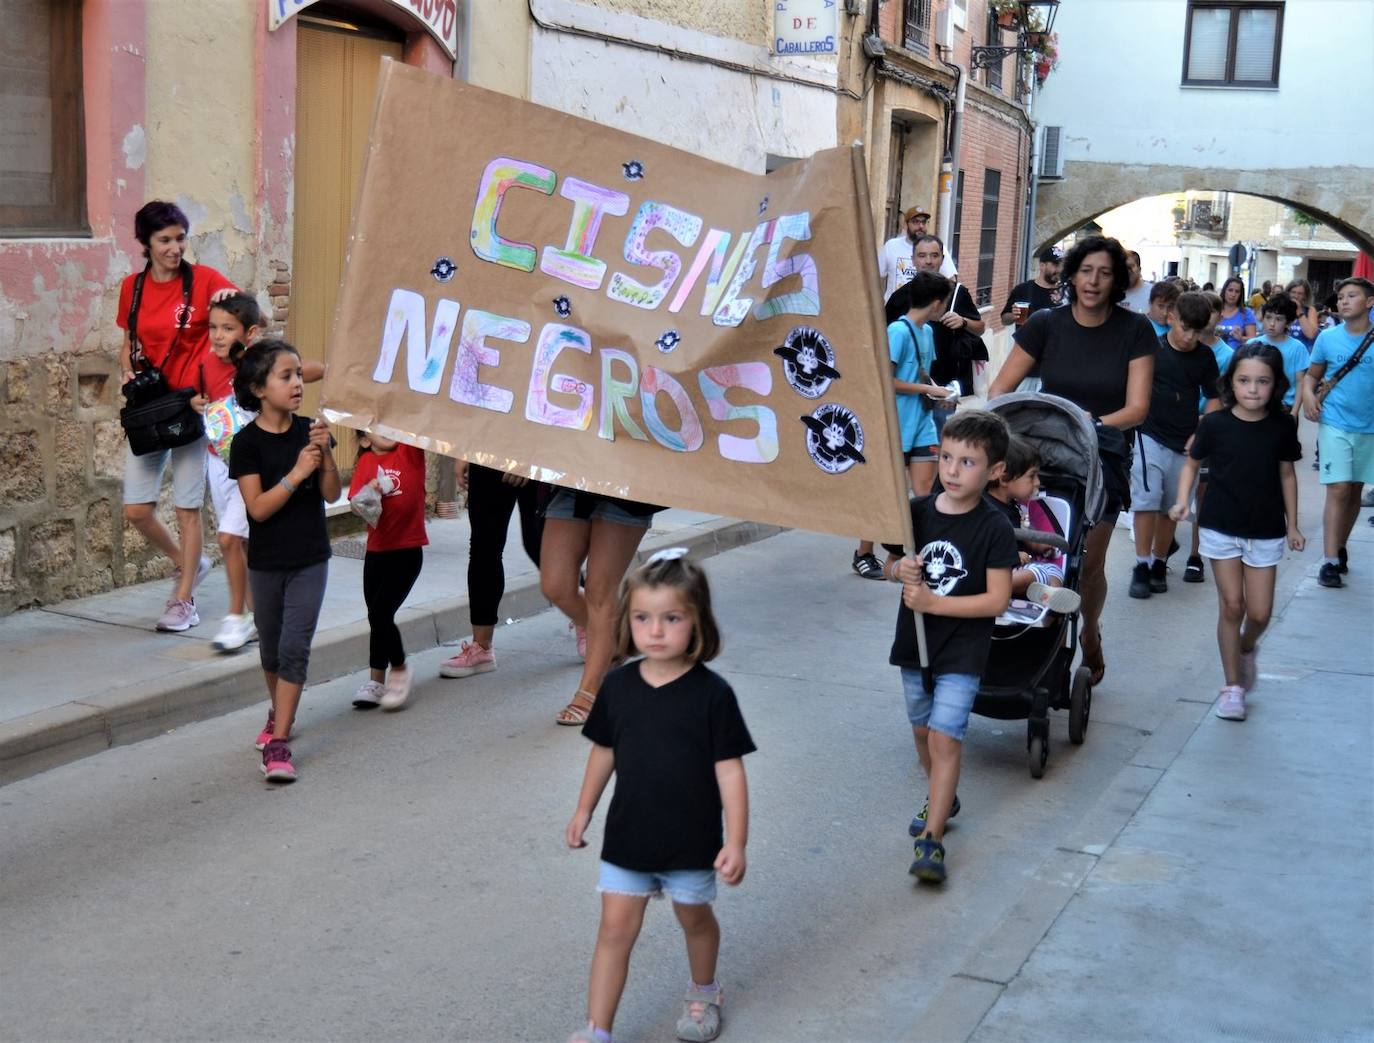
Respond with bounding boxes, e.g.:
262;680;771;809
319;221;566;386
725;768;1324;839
116;201;237;632
348;433;429;711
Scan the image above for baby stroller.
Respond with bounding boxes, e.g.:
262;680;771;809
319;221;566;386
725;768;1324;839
976;392;1105;778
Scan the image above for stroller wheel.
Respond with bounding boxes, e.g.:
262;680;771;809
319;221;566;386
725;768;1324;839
1069;666;1092;745
1029;735;1047;779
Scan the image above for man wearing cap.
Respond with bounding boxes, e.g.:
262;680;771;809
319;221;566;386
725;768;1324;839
1000;247;1063;327
879;206;957;300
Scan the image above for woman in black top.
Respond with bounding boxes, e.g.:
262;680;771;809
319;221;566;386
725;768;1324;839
988;236;1156;686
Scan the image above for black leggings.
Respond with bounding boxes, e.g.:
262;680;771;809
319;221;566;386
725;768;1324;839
363;547;424;670
467;464;544;627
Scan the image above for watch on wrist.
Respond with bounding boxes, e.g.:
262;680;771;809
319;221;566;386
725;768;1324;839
279;476;298;494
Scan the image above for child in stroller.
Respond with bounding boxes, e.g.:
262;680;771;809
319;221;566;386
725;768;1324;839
986;436;1082;615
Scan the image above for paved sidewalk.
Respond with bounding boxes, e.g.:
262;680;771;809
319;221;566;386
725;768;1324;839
926;503;1374;1040
0;508;780;783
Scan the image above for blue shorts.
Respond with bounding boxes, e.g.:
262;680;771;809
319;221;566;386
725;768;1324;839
597;861;716;905
901;668;980;742
543;489;656;528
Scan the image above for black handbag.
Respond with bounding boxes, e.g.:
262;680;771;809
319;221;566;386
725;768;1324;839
120;263;206;455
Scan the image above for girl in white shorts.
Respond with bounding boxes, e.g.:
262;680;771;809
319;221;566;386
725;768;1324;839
1170;344;1306;722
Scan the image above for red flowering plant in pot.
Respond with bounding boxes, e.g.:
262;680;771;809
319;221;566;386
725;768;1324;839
1033;31;1060;85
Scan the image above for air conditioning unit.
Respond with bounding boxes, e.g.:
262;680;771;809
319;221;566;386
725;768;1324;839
934;8;955;50
1038;125;1064;179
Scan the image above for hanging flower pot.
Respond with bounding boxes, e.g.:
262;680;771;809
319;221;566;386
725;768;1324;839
997;10;1017;29
1035;58;1053;82
1025;31;1046;50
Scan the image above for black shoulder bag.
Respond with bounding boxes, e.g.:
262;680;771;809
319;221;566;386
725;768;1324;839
120;262;207;456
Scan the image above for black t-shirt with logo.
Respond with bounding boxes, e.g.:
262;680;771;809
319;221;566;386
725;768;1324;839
1014;305;1157;420
1142;334;1222;452
582;661;756;872
887;495;1020;677
228;415;331;571
1190;409;1301;539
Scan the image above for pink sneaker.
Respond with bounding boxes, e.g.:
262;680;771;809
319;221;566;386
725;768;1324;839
439;641;496;678
380;666;413;711
1215;685;1247;721
156;598;200;632
254;710;276;751
261;739;296;782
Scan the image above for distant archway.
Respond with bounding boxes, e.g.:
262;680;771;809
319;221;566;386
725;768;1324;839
1033;161;1374;258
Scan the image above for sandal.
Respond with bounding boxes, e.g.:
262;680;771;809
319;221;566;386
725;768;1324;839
566;1024;605;1043
556;688;597;727
675;982;724;1042
1081;627;1106;686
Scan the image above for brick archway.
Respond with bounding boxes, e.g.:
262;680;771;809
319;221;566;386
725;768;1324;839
1033;161;1374;257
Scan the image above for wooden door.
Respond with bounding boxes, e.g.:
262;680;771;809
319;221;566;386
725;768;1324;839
291;20;402;473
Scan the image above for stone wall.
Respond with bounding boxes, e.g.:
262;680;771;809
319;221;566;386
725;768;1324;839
0;351;141;611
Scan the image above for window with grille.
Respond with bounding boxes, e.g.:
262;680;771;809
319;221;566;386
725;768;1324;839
0;0;86;236
984;11;1004;91
905;0;932;55
951;170;966;273
1183;2;1283;87
975;170;1001;307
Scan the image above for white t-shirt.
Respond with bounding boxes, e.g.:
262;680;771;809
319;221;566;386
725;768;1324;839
878;235;958;299
1120;280;1152;313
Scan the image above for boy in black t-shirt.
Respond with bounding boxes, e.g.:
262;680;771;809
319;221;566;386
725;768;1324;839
882;410;1018;883
1128;291;1222;599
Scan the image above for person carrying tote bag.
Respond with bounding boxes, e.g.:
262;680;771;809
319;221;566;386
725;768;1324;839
116;200;237;631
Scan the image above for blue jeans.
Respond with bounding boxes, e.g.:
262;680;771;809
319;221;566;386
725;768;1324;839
901;668;980;742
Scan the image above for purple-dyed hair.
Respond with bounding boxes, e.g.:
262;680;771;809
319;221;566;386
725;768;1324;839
133;200;190;260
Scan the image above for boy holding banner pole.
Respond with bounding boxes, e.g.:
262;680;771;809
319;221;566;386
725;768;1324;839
883;410;1018;884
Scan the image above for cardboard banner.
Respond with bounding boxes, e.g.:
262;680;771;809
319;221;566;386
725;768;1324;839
323;61;913;545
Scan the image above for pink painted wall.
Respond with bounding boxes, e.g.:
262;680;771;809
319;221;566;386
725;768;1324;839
0;1;147;360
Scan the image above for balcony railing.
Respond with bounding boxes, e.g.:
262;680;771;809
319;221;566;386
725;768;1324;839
905;0;932;54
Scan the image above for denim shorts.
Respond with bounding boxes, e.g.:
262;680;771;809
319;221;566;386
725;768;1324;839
901;668;980;742
122;437;208;509
543;488;655;529
597;861;717;905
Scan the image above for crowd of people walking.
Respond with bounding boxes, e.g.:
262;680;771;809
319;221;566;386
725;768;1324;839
110;195;1372;1042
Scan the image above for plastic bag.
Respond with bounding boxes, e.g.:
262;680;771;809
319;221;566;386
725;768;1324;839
350;483;383;527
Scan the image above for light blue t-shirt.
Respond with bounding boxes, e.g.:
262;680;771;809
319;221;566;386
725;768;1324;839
889;318;939;452
1252;334;1310;408
1199;340;1233;411
1215;307;1255;351
1310;323;1374;433
1150;318;1170;337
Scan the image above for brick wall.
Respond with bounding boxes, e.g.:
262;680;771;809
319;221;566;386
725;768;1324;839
955;94;1029;329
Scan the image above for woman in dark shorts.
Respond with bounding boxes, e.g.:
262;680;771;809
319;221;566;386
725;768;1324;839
540;489;658;725
988;235;1156;685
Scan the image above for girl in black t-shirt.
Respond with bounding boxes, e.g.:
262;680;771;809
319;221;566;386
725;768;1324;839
229;340;341;783
565;551;755;1043
1168;344;1305;723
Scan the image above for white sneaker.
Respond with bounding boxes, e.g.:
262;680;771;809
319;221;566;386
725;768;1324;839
1215;685;1247;721
352;679;385;709
1027;581;1082;614
212;612;256;652
381;667;412;712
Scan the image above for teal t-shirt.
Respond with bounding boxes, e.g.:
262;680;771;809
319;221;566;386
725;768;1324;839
889;318;938;452
1310;324;1374;433
1252;334;1310;408
1199;340;1233;412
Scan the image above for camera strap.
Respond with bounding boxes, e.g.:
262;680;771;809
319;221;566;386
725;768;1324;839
127;261;194;371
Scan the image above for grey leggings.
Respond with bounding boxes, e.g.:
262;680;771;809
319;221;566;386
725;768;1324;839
249;561;329;685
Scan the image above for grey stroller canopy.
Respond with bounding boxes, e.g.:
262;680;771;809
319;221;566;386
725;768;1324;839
986;391;1105;526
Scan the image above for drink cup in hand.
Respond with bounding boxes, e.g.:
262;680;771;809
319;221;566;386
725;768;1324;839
1014;301;1030;324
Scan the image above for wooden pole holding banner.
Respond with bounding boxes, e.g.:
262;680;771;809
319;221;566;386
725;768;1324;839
846;145;930;674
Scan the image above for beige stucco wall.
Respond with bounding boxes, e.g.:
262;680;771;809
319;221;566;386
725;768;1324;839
468;0;531;97
143;0;259;291
575;0;768;44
